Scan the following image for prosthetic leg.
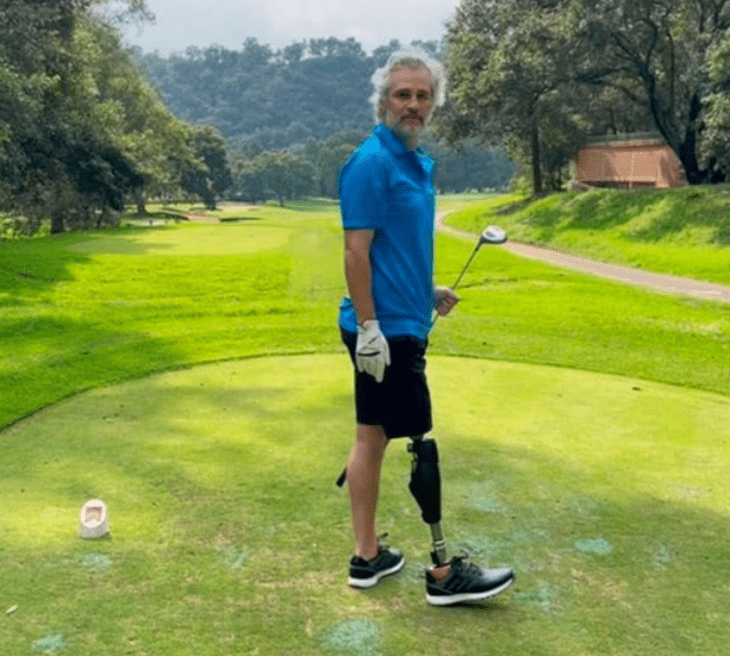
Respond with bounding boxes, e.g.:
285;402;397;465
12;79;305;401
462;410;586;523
408;435;448;567
335;434;449;567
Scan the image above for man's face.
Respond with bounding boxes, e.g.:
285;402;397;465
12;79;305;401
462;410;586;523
381;67;434;148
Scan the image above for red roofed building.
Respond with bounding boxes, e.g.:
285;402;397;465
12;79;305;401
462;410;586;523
574;134;687;188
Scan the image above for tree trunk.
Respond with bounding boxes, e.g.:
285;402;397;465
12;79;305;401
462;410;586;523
135;189;147;217
649;87;705;184
50;209;65;234
678;138;704;184
676;94;706;184
50;180;66;234
531;120;543;196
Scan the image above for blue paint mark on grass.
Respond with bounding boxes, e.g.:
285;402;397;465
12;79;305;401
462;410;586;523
513;582;559;613
220;545;249;569
574;538;612;555
395;563;423;587
462;537;505;557
79;554;111;570
472;497;505;512
33;634;67;653
654;543;674;568
323;618;381;656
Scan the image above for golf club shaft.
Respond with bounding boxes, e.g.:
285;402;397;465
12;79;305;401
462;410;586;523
431;225;506;329
450;244;481;292
431;243;481;327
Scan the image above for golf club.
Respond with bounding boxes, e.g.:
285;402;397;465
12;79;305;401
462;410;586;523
432;225;507;326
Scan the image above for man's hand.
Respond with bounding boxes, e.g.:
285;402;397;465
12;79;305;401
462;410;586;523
356;320;391;383
434;287;460;316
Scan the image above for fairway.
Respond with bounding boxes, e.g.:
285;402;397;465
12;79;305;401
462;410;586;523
2;354;729;655
64;221;293;256
2;195;730;654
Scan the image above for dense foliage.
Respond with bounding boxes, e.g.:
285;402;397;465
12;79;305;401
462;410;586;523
0;0;233;233
0;10;514;235
136;38;515;200
438;0;730;194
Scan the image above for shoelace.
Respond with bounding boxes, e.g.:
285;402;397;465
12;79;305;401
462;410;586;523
450;555;484;579
421;549;481;580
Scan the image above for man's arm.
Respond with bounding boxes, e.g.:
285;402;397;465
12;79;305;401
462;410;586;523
344;228;390;382
344;229;376;324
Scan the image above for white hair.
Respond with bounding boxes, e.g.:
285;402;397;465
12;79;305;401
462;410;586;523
369;47;446;124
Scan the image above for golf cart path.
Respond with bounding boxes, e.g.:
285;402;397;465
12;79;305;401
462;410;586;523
437;212;730;304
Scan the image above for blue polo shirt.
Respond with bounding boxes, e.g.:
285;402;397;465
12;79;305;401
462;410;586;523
338;124;436;340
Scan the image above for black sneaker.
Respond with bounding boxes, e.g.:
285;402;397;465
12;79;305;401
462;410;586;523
348;536;405;588
425;555;514;606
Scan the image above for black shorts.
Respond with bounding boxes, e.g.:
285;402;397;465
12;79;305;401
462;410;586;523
341;328;432;439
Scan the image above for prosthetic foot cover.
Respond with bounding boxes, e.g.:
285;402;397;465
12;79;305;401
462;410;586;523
408;437;442;525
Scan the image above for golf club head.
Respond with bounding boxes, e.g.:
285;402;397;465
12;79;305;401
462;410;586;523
479;225;507;245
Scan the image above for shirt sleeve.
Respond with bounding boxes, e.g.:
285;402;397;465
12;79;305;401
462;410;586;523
338;151;387;231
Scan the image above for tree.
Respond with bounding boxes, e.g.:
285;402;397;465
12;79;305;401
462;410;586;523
230;156;267;203
307;130;365;198
0;0;159;232
439;0;730;188
280;41;306;65
701;37;730;178
138;36;374;145
240;150;315;206
570;0;730;183
372;39;403;67
69;16;194;216
179;125;232;209
421;135;514;192
437;0;581;195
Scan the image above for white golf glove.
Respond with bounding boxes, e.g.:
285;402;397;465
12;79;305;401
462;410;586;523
356;320;391;383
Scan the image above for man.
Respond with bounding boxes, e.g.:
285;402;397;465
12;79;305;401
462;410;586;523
337;49;515;606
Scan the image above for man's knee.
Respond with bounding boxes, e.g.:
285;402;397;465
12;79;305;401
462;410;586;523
356;424;388;451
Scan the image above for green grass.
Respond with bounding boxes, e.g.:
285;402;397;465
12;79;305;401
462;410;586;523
1;194;730;655
444;186;730;284
0;203;344;431
2;356;729;655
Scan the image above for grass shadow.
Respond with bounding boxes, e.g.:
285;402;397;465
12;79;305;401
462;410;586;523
219;216;264;222
545;187;730;246
623;187;730;245
0;314;193;430
0;236;93;303
281;198;340;212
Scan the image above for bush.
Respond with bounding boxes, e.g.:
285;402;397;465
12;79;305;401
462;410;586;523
1;213;49;239
1;214;25;239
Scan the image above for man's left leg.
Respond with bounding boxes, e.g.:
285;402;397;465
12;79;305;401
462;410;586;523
408;434;516;605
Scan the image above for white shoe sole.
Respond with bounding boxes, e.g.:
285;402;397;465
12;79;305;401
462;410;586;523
348;558;405;588
426;574;514;606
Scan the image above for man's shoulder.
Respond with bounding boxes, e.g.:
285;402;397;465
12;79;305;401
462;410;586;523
341;133;391;181
350;131;391;161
